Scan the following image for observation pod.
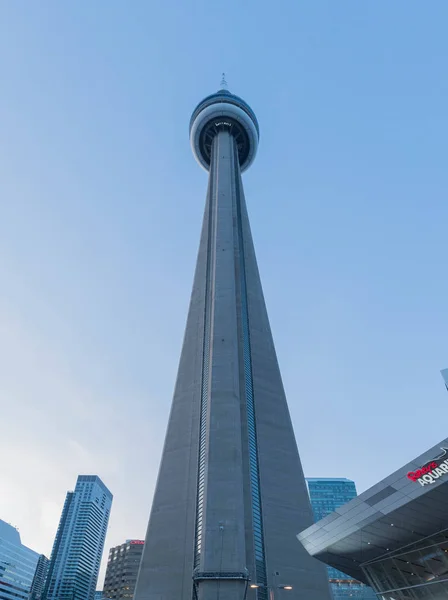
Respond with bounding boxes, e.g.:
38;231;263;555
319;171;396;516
190;86;259;172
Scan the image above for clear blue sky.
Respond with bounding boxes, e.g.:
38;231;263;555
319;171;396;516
1;0;447;585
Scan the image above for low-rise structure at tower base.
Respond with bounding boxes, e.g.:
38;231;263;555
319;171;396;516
298;438;448;600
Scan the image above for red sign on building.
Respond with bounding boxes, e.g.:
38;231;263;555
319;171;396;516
407;448;448;486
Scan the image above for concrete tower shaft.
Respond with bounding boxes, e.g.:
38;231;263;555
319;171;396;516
134;89;331;600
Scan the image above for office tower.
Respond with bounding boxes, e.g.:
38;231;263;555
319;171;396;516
43;475;112;600
103;540;144;600
0;519;46;600
94;592;103;600
441;368;448;391
306;479;377;599
30;554;50;600
134;82;331;600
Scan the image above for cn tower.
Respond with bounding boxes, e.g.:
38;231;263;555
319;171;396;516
134;80;331;600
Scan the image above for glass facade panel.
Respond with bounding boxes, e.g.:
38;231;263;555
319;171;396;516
331;581;378;599
306;479;377;599
0;520;41;600
363;530;448;600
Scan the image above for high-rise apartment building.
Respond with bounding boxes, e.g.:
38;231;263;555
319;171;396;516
306;479;377;599
0;519;47;600
134;82;331;600
103;540;144;600
43;475;112;600
30;554;50;600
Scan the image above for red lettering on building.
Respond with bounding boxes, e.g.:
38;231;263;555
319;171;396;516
407;461;438;482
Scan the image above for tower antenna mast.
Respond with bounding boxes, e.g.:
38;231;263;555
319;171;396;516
220;72;228;90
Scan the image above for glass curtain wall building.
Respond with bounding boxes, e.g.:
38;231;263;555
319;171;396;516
43;475;112;600
103;540;144;600
0;519;43;600
306;479;377;599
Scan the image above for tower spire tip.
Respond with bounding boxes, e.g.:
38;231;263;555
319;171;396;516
220;72;228;91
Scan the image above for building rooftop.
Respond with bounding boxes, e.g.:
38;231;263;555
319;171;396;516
76;475;113;498
306;478;355;482
0;519;21;545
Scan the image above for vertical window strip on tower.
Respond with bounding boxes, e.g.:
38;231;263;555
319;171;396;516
193;148;215;571
234;147;268;600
